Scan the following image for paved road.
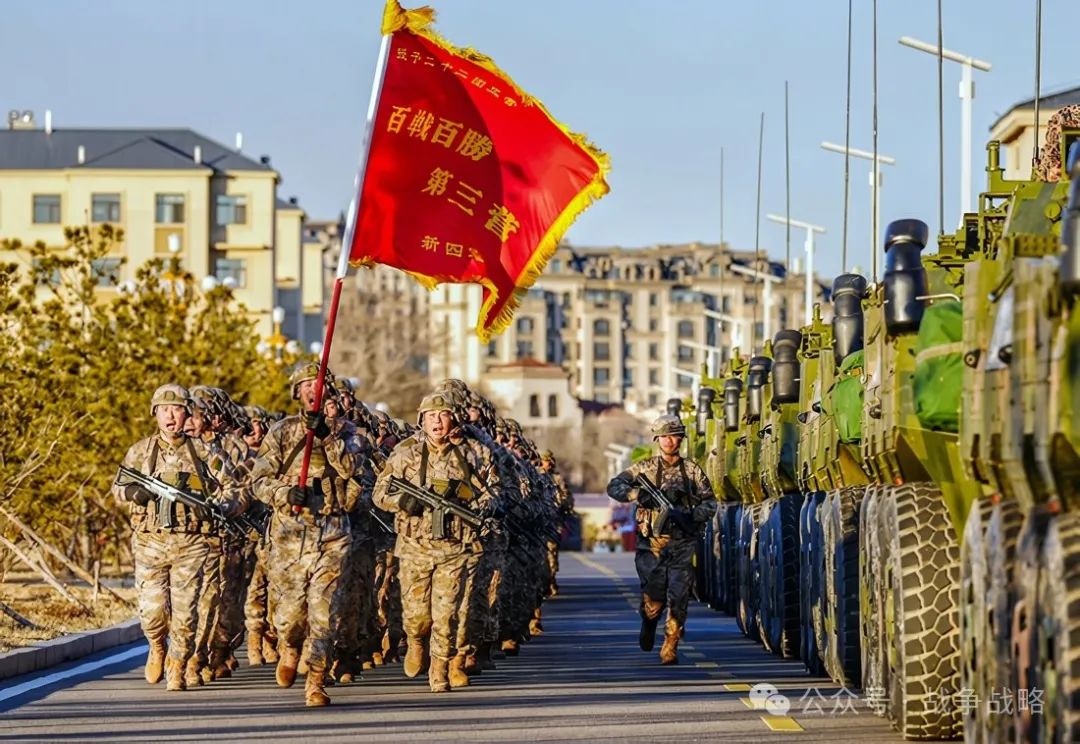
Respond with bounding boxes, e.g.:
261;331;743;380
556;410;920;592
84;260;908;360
0;552;911;742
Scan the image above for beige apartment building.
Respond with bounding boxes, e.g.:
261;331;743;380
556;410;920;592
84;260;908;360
0;110;322;341
430;241;828;415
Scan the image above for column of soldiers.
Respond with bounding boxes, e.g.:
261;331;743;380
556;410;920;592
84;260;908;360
114;365;573;705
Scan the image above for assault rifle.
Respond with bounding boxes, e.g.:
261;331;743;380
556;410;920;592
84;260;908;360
115;465;246;539
634;474;674;535
385;476;483;539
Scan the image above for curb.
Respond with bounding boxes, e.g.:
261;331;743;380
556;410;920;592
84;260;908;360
0;618;142;682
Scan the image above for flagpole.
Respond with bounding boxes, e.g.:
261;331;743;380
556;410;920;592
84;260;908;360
295;30;394;509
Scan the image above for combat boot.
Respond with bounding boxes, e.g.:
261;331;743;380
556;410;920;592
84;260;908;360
448;654;470;688
276;645;300;688
639;615;660;652
262;636;279;664
477;642;497;671
247;633;265;666
184;657;203;687
165;657;186;691
528;617;544;637
144;641;166;684
463;653;481;676
428;656;450;693
659;619;680;665
199;664;214;685
403;641;427;678
305;668;331;707
227;654;239;671
371;651;384;666
500;639;519;656
297;649;310;676
210;648;232;680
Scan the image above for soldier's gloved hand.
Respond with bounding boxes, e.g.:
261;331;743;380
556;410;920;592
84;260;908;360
302;410;332;439
287;486;309;508
398;492;425;517
635;488;658;510
123;484;155;507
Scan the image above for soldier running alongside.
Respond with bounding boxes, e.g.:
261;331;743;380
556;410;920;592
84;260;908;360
607;414;715;665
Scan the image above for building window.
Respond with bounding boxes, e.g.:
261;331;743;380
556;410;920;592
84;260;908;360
216;195;247;225
649;292;658;307
529;394;541;418
593;367;609;386
649;368;660;385
624;369;635;387
648;343;659;361
595;392;610;404
91;193;121;223
487;340;497;358
754;322;765;340
678;345;694;362
91;257;122;287
710;263;720;277
594;341;610;361
155;194;185;224
517;316;534;335
722;294;732;313
593;318;610;336
516;340;534;358
548;394;558;418
550;259;562;273
213;257;247;288
32;194;61;224
648;318;659;332
648;393;659;407
677;320;694;339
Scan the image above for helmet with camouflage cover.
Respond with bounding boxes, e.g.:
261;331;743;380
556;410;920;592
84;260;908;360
651;413;686;440
150;383;192;416
416;391;456;425
189;385;223;417
244;405;270;423
540;449;556;464
290;361;334;400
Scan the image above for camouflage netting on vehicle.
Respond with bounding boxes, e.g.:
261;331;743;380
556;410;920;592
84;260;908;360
913;300;964;432
829;350;865;443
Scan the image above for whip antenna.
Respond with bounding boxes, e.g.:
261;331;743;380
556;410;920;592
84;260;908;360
785;81;792;272
752;112;765;352
872;0;880;279
937;0;945;232
841;0;854;272
1032;0;1043;172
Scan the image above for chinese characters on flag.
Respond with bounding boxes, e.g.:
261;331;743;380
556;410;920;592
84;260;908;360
348;0;610;341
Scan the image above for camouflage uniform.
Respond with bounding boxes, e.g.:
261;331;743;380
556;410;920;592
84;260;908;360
112;384;245;691
372;393;500;693
541;453;573;597
250;366;361;705
607;415;715;663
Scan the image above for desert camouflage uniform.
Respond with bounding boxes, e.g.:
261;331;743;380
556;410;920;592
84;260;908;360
372;432;500;674
113;432;244;677
607;453;715;635
250;414;361;676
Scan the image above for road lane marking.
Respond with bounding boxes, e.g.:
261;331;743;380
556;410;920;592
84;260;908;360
694;661;719;668
724;683;752;692
761;715;804;732
0;644;147;704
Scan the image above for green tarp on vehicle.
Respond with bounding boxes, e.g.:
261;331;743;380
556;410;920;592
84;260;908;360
830;350;865;443
913;300;964;432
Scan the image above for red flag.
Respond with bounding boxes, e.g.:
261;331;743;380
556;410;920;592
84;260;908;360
348;1;610;342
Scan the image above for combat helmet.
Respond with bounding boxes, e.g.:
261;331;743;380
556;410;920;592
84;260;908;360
150;383;192;416
290;362;333;400
416;391;456;425
650;414;686;440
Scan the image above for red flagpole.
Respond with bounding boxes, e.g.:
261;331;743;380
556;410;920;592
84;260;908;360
294;29;394;511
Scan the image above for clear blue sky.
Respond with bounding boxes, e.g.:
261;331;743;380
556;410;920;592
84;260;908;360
3;0;1074;280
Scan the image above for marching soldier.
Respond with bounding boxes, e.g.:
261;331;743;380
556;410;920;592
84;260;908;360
242;406;278;667
606;414;715;665
539;450;573;597
372;392;501;693
112;384;246;691
249;363;361;707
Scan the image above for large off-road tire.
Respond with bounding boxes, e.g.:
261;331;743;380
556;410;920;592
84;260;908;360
960;499;993;744
825;486;863;687
860;486;886;706
881;482;962;740
736;503;760;641
1011;510;1048;743
873;485;895;717
800;491;827;675
748;502;766;645
693;524;709;603
1031;511;1080;744
722;503;740;615
760;493;801;658
810;493;829;672
984;499;1022;744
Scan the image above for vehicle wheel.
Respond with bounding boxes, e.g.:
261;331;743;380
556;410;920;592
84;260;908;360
985;499;1022;744
860;486;885;708
810;493;829;673
722;502;741;615
1011;510;1048;743
826;486;863;687
961;499;992;744
747;502;766;645
882;482;962;740
758;497;780;654
801;491;826;675
760;493;801;658
736;502;757;640
1031;511;1080;744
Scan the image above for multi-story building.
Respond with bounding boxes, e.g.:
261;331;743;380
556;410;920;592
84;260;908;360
431;241;828;414
0;110;322;340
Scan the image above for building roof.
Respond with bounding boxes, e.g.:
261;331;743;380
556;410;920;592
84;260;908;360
0;127;274;173
276;196;303;211
991;85;1080;130
488;357;558;369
